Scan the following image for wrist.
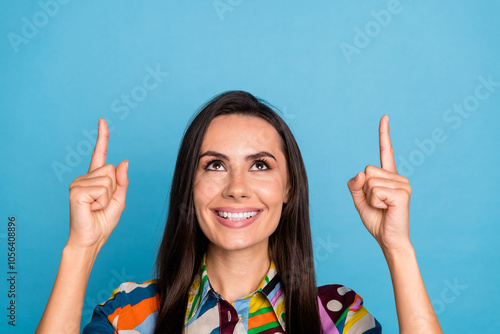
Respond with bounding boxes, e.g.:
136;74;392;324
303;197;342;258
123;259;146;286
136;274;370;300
66;231;108;252
380;240;416;266
63;241;101;265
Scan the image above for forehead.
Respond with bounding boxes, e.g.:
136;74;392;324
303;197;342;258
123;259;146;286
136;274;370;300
201;114;283;154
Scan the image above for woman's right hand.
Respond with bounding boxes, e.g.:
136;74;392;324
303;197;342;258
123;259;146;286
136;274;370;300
68;118;129;249
36;118;128;333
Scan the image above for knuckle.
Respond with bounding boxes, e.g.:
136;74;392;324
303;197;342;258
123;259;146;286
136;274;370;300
68;186;81;200
104;176;113;188
364;165;376;174
104;164;116;174
365;176;375;187
101;185;110;197
370;185;380;195
399;175;409;184
398;188;411;199
366;186;375;199
406;185;412;196
73;173;89;182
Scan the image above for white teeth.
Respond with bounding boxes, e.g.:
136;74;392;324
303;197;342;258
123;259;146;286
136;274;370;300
217;211;258;221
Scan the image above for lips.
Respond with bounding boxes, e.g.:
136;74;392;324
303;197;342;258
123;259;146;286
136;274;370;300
211;207;262;228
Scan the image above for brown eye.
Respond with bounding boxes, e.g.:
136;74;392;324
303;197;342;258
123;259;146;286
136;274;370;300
251;160;270;171
205;160;225;171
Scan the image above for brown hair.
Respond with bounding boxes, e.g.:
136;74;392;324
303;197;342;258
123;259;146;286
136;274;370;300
154;90;321;333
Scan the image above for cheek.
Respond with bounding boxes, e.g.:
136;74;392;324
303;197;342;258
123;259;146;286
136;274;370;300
193;175;224;208
193;179;217;236
254;177;287;205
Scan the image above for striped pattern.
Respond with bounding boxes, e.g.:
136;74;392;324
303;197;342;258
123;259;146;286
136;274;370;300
83;261;382;333
184;260;284;333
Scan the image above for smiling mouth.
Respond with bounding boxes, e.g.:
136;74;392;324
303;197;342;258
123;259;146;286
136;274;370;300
215;210;260;221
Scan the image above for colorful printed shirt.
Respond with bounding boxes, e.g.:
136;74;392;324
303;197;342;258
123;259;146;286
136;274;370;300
83;261;382;333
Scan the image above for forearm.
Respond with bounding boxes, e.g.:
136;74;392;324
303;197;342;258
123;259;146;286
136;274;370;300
383;243;443;334
36;243;100;334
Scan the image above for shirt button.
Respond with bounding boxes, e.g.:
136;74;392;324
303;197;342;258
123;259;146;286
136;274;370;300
238;314;245;322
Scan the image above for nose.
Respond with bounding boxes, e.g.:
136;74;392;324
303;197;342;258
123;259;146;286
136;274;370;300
222;169;251;200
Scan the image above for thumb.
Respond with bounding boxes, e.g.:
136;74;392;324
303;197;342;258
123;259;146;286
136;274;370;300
347;171;367;210
109;160;129;216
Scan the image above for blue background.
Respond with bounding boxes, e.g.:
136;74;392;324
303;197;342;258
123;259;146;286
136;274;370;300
1;0;499;332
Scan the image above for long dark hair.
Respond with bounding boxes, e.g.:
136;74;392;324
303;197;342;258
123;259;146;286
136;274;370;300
153;91;321;334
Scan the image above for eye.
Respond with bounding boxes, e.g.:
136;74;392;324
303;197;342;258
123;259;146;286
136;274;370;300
251;159;271;171
204;159;226;171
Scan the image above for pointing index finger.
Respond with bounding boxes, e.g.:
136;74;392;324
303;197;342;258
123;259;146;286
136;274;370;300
379;115;398;173
88;118;109;173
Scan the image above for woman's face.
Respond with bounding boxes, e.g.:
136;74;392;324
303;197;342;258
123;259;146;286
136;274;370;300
194;114;289;254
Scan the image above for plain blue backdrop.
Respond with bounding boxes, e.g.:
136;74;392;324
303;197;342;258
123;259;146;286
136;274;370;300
1;1;499;333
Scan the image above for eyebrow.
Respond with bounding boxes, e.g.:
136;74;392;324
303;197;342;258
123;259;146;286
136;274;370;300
198;151;277;162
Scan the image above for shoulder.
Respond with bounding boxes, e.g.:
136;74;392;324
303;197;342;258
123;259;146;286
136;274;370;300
110;279;159;301
317;284;382;333
83;280;160;333
317;284;360;324
103;279;159;313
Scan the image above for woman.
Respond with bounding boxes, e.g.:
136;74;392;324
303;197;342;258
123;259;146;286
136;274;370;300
37;91;443;333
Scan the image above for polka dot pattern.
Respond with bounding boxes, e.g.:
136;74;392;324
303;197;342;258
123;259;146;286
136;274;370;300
337;286;351;296
317;284;358;323
326;299;343;312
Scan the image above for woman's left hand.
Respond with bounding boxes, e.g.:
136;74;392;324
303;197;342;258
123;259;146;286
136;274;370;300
347;116;444;333
347;115;412;253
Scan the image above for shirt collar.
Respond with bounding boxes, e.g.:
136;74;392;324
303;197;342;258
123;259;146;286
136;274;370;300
185;255;287;330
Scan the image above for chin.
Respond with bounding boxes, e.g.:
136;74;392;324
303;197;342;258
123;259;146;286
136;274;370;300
211;237;267;253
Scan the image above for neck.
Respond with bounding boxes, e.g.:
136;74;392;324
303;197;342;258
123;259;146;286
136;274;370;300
205;242;271;304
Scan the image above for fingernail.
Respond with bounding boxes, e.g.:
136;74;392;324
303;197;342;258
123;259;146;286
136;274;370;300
125;160;129;170
386;114;389;124
351;173;358;183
